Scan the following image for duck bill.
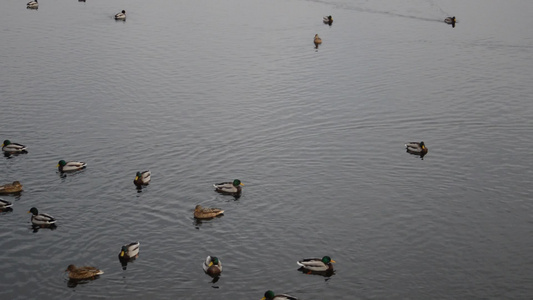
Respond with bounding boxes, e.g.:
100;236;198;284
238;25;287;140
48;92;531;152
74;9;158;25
240;183;244;186
331;260;336;263
120;251;125;257
261;297;266;300
134;176;139;181
208;262;213;267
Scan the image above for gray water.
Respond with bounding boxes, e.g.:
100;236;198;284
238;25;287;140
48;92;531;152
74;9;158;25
1;0;532;299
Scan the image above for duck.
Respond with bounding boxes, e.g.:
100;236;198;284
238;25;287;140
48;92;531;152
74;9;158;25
0;198;13;210
262;290;299;300
57;160;87;172
405;141;428;155
203;256;222;276
0;181;23;194
2;140;27;154
214;179;244;194
27;0;38;9
65;265;104;280
323;15;333;25
444;16;456;28
115;10;126;20
296;256;335;273
194;205;224;219
28;207;56;226
119;242;140;260
314;34;322;45
133;171;151;187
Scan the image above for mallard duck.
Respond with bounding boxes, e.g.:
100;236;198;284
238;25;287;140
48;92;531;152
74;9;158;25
203;256;222;276
27;0;38;9
0;198;13;210
444;16;456;28
323;15;333;25
297;256;335;272
214;179;244;194
314;34;322;45
57;160;87;172
262;290;299;300
0;181;23;194
194;205;224;219
405;141;428;155
28;207;56;226
119;242;140;260
133;171;151;186
2;140;27;154
115;10;126;20
65;265;104;280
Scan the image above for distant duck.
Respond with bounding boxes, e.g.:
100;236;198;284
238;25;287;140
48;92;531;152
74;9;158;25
27;0;38;9
405;141;428;155
133;171;151;187
194;205;224;219
213;179;244;195
28;207;56;226
203;256;222;276
0;181;23;194
262;290;299;300
297;256;335;273
115;10;126;20
323;15;333;25
119;242;140;260
444;16;456;28
0;198;13;210
314;34;322;48
65;265;104;280
2;140;27;154
57;160;87;172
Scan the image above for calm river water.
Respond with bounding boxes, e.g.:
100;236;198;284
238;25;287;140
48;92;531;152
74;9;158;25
1;0;532;299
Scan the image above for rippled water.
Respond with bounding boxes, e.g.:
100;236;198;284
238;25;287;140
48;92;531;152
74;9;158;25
1;0;532;298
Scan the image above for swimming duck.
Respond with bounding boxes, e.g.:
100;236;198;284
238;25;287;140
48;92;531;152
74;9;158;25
314;34;322;45
27;0;38;9
57;160;87;172
0;181;23;194
65;265;104;280
296;256;335;273
262;290;299;300
194;205;224;219
444;16;456;28
203;256;222;276
115;10;126;20
133;171;151;186
214;179;244;194
0;198;13;210
2;140;27;154
405;141;428;155
119;242;140;260
28;207;56;226
323;15;333;25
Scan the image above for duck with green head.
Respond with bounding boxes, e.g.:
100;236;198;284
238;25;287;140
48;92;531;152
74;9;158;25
214;179;244;195
405;141;428;156
57;160;87;172
28;207;56;226
297;256;335;273
133;171;151;187
2;140;27;154
203;256;222;276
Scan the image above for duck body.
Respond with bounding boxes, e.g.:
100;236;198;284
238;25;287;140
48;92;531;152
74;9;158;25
27;0;38;9
297;256;335;273
323;15;333;25
314;34;322;45
0;181;23;194
133;171;151;186
214;179;243;195
119;242;140;259
28;207;56;226
57;160;87;172
0;198;13;210
115;10;126;20
203;256;222;276
444;16;456;28
65;265;104;280
405;141;428;155
2;140;27;154
194;205;224;219
262;290;298;300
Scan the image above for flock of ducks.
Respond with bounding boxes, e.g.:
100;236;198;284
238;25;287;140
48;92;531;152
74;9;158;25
26;0;126;21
